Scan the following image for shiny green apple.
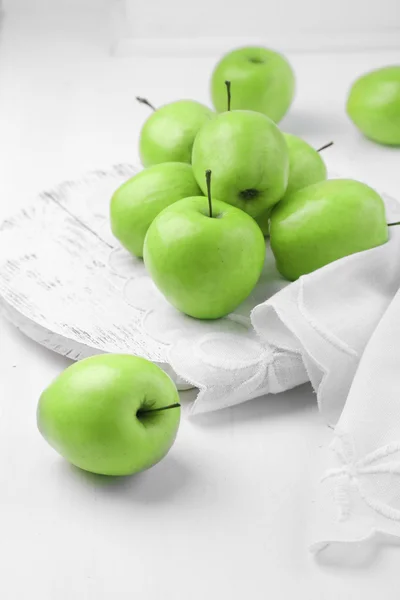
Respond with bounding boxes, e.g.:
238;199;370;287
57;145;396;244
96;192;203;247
270;179;388;281
110;162;202;258
37;354;181;476
255;134;329;235
347;66;400;146
192;110;289;220
139;100;214;166
211;46;295;122
143;178;266;319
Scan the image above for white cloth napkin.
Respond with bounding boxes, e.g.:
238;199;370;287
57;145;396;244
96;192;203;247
252;191;400;552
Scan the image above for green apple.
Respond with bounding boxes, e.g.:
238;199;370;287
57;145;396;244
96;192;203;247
138;99;214;166
255;136;331;236
254;209;272;237
192;110;289;220
270;178;388;281
110;162;202;258
37;354;181;476
143;171;266;319
211;46;295;122
347;66;400;146
283;134;329;195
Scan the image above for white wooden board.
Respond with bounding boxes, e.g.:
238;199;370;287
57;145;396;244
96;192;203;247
3;164;397;407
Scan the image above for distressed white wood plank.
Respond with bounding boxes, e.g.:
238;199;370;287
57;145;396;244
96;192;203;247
0;164;190;387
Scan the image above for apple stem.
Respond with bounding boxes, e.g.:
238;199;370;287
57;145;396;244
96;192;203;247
225;80;231;111
205;169;213;218
136;96;156;111
317;141;334;152
139;403;181;416
388;221;400;227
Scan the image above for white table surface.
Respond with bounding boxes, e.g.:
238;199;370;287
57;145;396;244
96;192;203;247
1;6;400;600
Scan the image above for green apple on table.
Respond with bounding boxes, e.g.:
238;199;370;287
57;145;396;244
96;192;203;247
192;110;289;220
255;134;331;235
347;66;400;146
37;354;181;476
270;178;388;281
110;162;202;258
211;46;295;122
143;171;266;319
138;98;214;166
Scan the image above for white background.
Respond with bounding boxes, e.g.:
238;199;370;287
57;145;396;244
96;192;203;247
119;0;400;53
126;0;400;38
1;2;400;599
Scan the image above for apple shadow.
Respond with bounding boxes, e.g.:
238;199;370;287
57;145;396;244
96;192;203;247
61;453;193;505
314;532;400;569
189;383;316;429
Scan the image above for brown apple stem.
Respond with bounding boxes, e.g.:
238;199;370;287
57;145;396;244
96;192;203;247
136;96;156;111
225;80;231;111
206;169;213;218
387;222;400;227
317;141;334;152
139;403;181;415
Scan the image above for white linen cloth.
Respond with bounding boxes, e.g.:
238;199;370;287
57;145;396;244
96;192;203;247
252;191;400;551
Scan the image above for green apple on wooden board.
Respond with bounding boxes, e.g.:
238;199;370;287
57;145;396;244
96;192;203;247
347;66;400;146
192;110;289;220
143;171;266;319
270;179;388;281
110;162;202;258
137;98;214;166
283;134;330;196
211;46;295;122
255;136;332;236
37;354;181;476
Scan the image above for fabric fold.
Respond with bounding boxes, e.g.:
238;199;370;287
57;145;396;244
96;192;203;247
310;284;400;551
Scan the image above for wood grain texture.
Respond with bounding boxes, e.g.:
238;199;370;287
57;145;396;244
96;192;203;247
0;164;191;388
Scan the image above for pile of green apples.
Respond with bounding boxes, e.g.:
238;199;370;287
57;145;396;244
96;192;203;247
35;50;400;480
110;46;393;321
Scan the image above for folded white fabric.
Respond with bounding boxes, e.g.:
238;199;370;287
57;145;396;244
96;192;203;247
252;191;400;551
310;283;400;552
